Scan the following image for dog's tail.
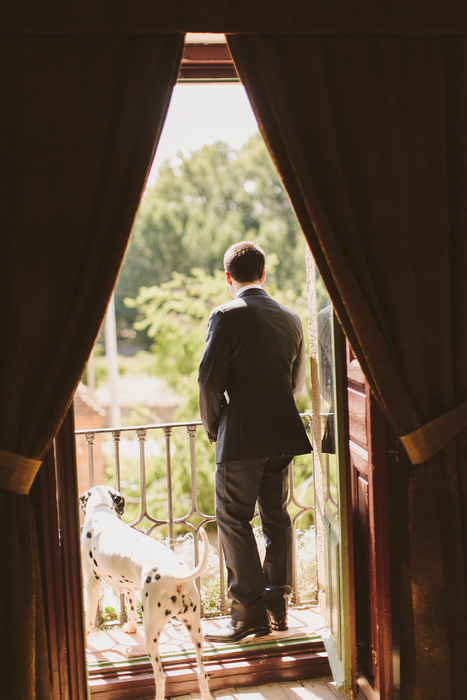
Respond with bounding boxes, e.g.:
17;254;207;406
175;527;210;582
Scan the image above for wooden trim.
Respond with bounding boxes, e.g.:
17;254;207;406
346;345;393;700
53;407;89;699
88;637;330;699
337;331;358;699
369;400;393;699
32;407;88;700
179;42;239;81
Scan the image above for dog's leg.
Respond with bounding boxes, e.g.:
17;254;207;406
83;574;101;635
123;591;138;634
177;592;213;700
141;588;167;700
143;627;166;700
186;620;212;700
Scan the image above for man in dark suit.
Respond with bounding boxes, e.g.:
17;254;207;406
198;241;312;642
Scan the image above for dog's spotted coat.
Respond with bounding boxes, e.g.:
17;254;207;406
80;485;212;700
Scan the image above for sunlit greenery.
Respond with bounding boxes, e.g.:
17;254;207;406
114;134;309;344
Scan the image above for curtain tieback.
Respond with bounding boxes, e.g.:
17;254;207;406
399;399;467;464
0;447;42;495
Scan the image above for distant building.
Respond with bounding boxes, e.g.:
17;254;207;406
74;382;106;495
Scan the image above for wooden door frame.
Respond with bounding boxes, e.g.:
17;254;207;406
31;408;88;700
336;326;358;699
367;392;393;700
179;37;238;81
345;343;393;700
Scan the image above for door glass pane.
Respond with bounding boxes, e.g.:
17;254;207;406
316;287;339;507
307;254;352;694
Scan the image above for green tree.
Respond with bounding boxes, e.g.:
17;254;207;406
115;134;305;344
234;134;307;290
126;268;227;408
127;265;311;416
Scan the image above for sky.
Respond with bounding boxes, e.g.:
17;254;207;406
147;84;260;185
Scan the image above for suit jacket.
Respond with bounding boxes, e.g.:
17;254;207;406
198;287;312;462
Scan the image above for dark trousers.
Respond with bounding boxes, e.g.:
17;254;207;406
215;455;293;622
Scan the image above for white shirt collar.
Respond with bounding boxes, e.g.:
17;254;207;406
236;284;263;298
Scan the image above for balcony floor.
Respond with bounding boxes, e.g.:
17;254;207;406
86;607;335;699
87;606;325;665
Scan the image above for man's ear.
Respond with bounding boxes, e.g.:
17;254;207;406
226;271;233;286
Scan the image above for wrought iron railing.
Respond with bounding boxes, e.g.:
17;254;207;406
75;414;316;622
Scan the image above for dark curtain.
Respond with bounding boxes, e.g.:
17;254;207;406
0;33;184;697
3;0;466;34
227;34;467;699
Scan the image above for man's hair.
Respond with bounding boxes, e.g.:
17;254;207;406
223;241;266;283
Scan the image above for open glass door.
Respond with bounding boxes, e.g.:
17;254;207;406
306;250;355;695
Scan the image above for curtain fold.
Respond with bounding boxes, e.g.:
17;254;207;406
0;33;184;697
227;34;466;699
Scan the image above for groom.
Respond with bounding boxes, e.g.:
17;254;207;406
198;241;312;642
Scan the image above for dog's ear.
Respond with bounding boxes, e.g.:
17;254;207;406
111;490;125;516
79;490;91;515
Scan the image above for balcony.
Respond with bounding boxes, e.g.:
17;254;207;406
75;416;330;698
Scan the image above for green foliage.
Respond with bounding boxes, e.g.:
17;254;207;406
126;269;226;398
115;134;306;344
102;606;118;622
126;264;311;412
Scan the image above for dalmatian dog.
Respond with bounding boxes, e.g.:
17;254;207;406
80;485;213;700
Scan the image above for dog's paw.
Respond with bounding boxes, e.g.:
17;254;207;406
123;622;137;634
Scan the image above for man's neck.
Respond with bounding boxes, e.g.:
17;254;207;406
228;273;265;299
235;283;263;298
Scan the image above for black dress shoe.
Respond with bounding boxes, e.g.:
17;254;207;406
265;593;288;630
204;616;271;643
269;614;288;631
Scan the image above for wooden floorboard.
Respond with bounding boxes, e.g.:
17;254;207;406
169;678;350;700
212;691;238;700
256;683;290;700
302;678;350;699
279;680;323;699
